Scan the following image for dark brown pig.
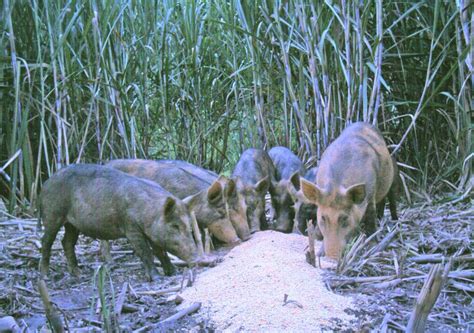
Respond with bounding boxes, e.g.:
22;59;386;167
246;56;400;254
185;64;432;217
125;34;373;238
300;122;398;259
106;159;242;245
231;149;276;233
39;164;198;281
268;147;305;233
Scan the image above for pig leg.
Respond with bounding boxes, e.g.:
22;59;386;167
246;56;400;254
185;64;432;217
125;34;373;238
292;218;301;234
150;243;176;276
61;223;81;277
125;230;160;281
39;220;63;276
260;214;268;231
376;197;386;219
361;202;377;235
388;188;398;220
389;158;400;220
317;244;325;257
314;224;323;241
296;218;307;236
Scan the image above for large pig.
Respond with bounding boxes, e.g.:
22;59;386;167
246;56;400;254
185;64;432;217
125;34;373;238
39;164;198;281
290;166;320;237
152;159;250;241
232;148;276;233
268;147;305;233
300;122;398;259
106;159;242;245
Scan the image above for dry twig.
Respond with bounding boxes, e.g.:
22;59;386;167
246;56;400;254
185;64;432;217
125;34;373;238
406;259;452;333
190;212;204;257
305;220;316;267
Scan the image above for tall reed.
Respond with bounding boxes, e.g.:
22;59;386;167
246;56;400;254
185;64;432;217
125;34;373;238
0;0;471;210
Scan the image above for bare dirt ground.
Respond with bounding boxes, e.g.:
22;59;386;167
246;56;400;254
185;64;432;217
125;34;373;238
0;199;472;332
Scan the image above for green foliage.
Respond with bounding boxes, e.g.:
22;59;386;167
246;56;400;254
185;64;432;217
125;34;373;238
92;264;118;332
0;0;472;210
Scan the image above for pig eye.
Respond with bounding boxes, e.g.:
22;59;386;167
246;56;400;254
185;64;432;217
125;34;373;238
339;216;349;228
320;215;328;226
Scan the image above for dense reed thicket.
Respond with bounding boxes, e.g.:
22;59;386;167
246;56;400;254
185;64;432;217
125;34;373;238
0;0;472;212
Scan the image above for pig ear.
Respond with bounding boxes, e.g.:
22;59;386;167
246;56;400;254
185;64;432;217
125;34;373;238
207;181;224;204
300;179;324;204
345;183;366;205
217;175;228;182
225;178;237;199
163;197;177;217
287;172;301;200
290;172;301;191
255;176;270;194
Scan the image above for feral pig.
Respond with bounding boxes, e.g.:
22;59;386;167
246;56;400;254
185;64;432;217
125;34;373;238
39;164;198;281
106;159;243;245
268;147;305;233
300;122;399;259
232;148;276;233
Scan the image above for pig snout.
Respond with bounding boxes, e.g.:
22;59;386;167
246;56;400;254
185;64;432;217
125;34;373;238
273;212;293;233
233;237;242;244
274;219;292;233
275;225;291;233
239;232;251;241
230;214;251;241
176;242;200;264
223;234;241;246
323;235;347;260
249;225;261;234
208;220;240;245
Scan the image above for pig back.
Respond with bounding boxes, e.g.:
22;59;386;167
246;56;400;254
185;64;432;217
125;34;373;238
268;147;305;180
107;159;212;198
304;167;318;182
232;149;277;185
156;160;218;184
316;122;394;203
